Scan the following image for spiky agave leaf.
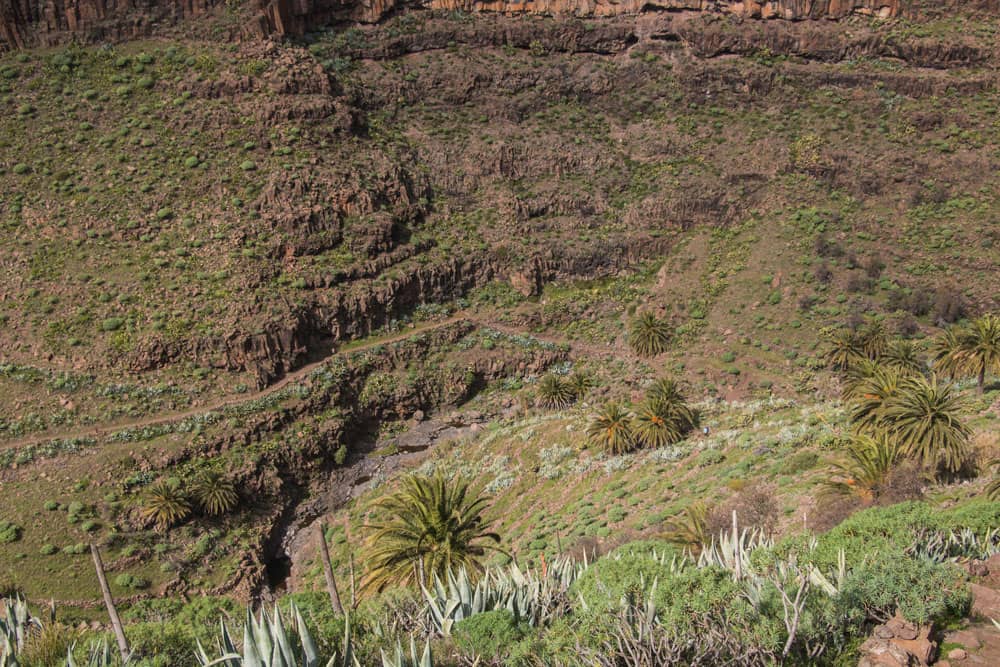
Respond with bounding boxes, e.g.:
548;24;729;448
192;471;239;517
586;402;635;455
536;374;575;409
882;375;970;473
362;474;504;592
140;479;191;531
628;313;671;357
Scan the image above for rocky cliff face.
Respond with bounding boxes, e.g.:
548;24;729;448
2;0;904;50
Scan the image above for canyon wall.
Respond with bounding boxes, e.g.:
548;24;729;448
2;0;905;50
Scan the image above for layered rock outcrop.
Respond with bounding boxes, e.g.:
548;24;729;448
2;0;905;50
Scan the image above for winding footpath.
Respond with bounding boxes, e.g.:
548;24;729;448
1;314;620;454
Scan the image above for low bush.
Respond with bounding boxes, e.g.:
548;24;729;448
453;609;527;664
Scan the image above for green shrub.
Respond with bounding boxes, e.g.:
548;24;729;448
837;557;970;625
61;543;86;555
12;163;29;175
0;521;21;543
114;573;149;590
453;609;526;661
81;520;99;532
156;208;173;221
240;160;257;171
40;544;58;555
43;501;59;511
571;546;680;613
781;450;819;474
184;156;200;168
697;449;724;467
101;317;124;332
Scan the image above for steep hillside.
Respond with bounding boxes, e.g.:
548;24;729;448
0;0;998;649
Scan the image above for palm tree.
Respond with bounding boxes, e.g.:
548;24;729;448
826;434;903;503
882;375;970;473
859;318;889;360
568;371;595;399
662;503;710;554
646;378;696;430
986;459;999;501
536;374;575;409
847;365;904;433
629;312;671;357
633;399;688;449
363;474;502;592
191;471;239;516
823;328;865;371
882;339;925;376
586;402;635;455
930;327;965;380
955;314;1000;393
140;479;191;531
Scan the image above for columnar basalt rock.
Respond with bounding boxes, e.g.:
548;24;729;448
2;0;905;50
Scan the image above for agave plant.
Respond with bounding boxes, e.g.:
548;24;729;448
697;512;774;581
192;471;239;517
586;402;635;455
536;374;575;410
140;479;192;531
421;557;586;636
195;602;352;667
380;637;432;667
907;527;1000;563
66;638;128;667
825;434;903;503
628;313;671;357
1;596;40;664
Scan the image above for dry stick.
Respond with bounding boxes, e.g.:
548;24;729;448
90;543;130;662
317;522;344;614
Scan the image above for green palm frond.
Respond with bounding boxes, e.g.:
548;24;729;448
633;399;691;449
192;472;239;517
363;474;503;592
536;374;575;409
140;479;191;531
882;339;925;376
823;328;865;371
586;402;635;455
847;365;903;433
628;313;671;357
930;327;965;380
567;372;595;399
662;503;710;554
859;318;889;360
826;434;904;502
986;459;1000;501
955;314;1000;392
882;375;970;473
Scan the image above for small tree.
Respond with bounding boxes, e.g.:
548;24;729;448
587;402;635;455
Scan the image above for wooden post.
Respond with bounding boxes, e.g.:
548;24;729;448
317;522;343;614
90;543;130;662
349;552;357;609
